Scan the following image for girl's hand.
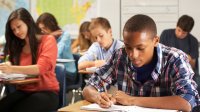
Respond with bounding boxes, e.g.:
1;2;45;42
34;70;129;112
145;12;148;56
0;61;12;74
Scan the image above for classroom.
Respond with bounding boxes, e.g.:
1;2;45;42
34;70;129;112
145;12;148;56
0;0;200;112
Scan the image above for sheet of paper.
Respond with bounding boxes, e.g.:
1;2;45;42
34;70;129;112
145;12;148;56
80;103;178;112
56;59;75;63
0;73;27;80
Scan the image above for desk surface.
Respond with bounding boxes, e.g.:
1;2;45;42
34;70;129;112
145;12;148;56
58;100;178;112
2;78;39;85
58;100;95;112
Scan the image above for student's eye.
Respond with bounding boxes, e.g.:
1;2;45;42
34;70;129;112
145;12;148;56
17;25;21;28
99;34;103;37
125;46;132;50
137;47;145;51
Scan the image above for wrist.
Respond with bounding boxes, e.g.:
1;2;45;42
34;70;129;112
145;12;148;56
129;97;136;106
93;92;100;104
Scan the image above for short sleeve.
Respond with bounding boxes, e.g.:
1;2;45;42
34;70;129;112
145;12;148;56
189;36;199;59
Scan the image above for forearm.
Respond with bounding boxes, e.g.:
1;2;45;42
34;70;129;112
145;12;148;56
187;54;196;69
78;61;95;70
130;96;191;112
189;59;196;69
82;86;99;103
10;65;40;75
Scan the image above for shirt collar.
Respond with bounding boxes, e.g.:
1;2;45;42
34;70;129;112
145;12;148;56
155;43;163;74
103;39;116;52
125;44;163;81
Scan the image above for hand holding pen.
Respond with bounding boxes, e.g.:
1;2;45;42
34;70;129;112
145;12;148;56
96;81;116;108
0;55;12;74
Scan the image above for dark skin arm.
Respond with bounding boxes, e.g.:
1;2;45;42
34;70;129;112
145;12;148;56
114;90;191;112
83;86;191;112
187;54;196;69
82;85;116;108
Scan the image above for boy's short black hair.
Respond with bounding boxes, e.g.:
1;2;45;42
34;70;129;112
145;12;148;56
177;15;194;32
123;14;157;38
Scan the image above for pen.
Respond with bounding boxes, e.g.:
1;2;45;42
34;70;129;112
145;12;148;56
4;55;9;62
103;81;107;93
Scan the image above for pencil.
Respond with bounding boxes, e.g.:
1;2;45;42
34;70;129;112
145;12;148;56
4;55;9;62
103;81;107;93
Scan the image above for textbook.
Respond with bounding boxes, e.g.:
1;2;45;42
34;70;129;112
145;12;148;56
80;103;178;112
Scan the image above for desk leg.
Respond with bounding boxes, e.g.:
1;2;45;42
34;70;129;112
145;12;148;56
0;85;5;99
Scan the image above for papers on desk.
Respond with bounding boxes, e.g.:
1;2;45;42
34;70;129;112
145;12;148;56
80;103;178;112
0;73;27;81
56;59;75;63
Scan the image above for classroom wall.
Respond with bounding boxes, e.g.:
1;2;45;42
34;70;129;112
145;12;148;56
179;0;200;41
97;0;120;39
98;0;200;41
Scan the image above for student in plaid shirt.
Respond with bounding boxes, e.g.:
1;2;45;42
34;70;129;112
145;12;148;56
82;14;200;112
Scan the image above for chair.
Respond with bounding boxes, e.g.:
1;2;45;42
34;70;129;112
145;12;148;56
66;53;83;104
55;64;67;108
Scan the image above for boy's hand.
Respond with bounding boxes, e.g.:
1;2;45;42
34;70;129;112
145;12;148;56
95;92;116;108
114;90;133;106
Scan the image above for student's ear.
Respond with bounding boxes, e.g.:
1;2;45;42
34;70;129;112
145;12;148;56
153;36;159;47
108;28;112;37
107;28;112;34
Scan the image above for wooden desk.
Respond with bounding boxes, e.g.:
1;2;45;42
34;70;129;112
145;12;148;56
58;100;179;112
0;78;39;98
5;78;39;85
0;55;4;59
58;100;96;112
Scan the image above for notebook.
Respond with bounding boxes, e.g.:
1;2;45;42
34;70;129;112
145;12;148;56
80;103;178;112
0;73;29;81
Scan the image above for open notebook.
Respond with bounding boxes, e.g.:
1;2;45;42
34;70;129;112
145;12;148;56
0;71;37;81
80;103;178;112
0;73;27;81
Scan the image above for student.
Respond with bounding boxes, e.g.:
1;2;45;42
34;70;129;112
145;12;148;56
36;12;76;84
82;14;200;112
78;17;123;70
160;15;200;94
0;8;59;112
71;21;95;54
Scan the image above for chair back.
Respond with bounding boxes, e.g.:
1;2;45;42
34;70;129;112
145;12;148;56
73;54;82;86
55;64;67;108
66;54;83;91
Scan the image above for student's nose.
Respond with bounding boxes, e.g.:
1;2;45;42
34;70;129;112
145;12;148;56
129;49;139;59
14;29;20;35
96;36;101;43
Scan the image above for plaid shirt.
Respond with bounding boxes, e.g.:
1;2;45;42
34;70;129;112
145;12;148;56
88;43;200;108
